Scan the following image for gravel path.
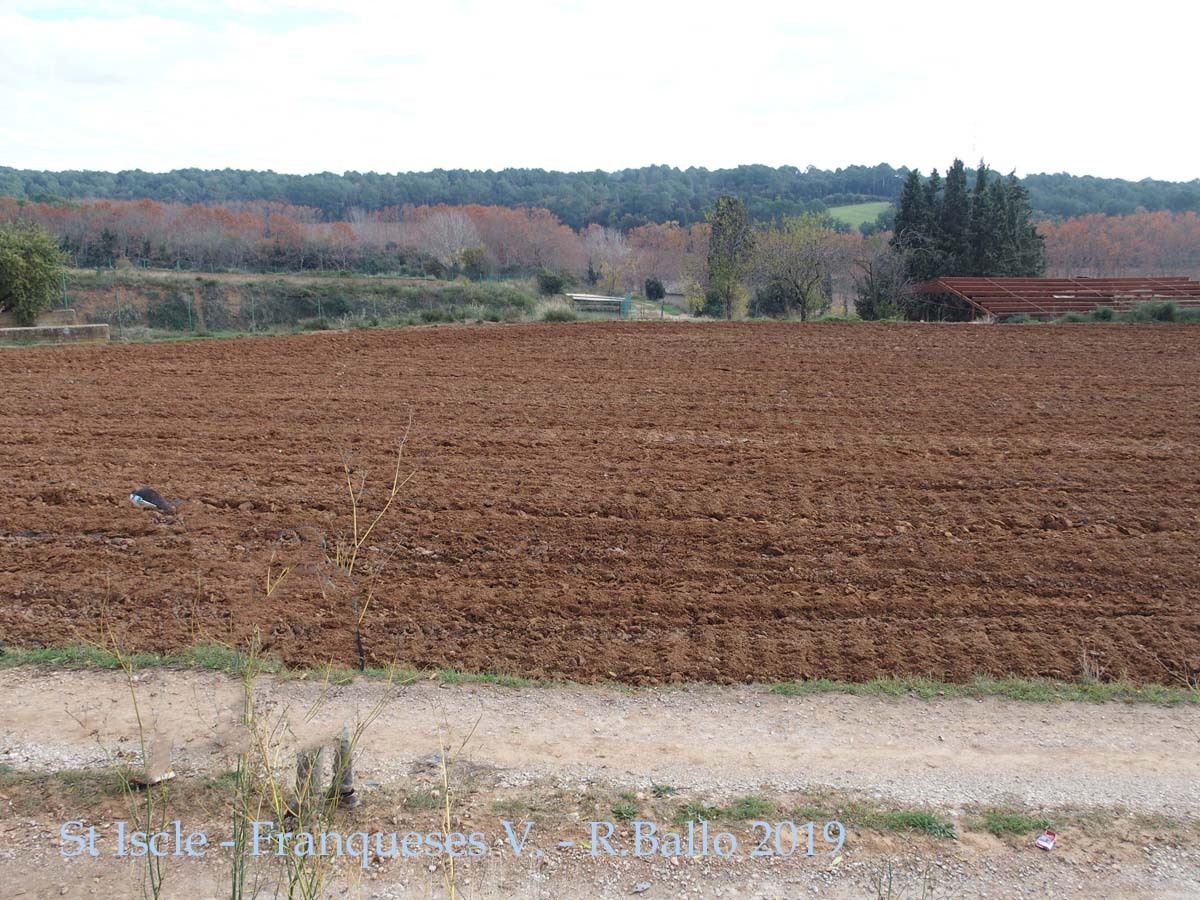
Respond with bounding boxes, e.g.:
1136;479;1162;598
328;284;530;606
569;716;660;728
3;667;1199;817
4;667;1200;897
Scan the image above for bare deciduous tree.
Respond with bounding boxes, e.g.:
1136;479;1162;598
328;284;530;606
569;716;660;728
415;209;481;271
582;225;632;294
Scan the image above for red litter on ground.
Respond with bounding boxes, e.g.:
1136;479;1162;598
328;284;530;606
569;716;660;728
1035;830;1057;851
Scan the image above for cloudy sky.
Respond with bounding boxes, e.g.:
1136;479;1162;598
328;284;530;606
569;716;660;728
1;0;1196;181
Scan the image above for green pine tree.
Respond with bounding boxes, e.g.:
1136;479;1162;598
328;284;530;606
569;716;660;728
891;170;942;283
1000;174;1045;276
966;161;995;276
939;159;971;272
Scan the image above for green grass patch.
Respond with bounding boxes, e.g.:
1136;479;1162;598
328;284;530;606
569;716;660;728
403;789;442;810
789;799;955;838
0;643;543;687
725;796;775;820
672;796;774;823
435;668;539;688
669;794;956;838
612;801;638;822
178;642;280;673
768;674;1200;705
827;201;891;229
4;643;1196;704
981;810;1051;836
0;644;165;670
875;810;957;838
203;769;243;793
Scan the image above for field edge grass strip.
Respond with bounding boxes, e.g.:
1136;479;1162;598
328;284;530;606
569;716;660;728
1;642;1197;704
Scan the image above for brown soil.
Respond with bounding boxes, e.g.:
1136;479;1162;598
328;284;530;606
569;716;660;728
1;322;1198;683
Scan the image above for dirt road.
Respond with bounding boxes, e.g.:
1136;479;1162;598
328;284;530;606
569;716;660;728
2;668;1198;897
4;668;1199;815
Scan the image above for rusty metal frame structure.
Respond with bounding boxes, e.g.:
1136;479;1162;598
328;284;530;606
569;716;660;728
912;277;1200;319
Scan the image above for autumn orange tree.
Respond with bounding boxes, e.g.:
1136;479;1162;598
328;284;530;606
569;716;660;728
1040;211;1200;277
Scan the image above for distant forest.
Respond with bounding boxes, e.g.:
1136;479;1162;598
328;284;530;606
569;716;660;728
3;164;1198;229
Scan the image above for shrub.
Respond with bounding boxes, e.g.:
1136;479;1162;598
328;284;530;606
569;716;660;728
1149;300;1178;322
86;302;142;329
1122;300;1179;323
1005;313;1035;324
1089;305;1115;321
1152;301;1178;322
644;276;666;301
1054;311;1089;324
0;222;66;326
199;294;233;331
146;292;197;330
541;307;577;323
536;270;565;296
460;245;489;280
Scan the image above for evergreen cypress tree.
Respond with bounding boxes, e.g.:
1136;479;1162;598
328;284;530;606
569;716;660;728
923;169;943;213
892;170;929;245
890;159;1045;318
1001;174;1045;276
987;178;1011;274
891;170;941;283
966;161;994;276
939;159;970;272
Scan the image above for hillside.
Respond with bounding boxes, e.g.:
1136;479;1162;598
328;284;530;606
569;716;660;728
2;163;1197;229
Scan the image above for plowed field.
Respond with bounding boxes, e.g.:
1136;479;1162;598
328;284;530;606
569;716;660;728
2;322;1198;683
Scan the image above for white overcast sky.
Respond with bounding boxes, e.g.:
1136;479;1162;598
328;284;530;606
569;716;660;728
1;0;1197;181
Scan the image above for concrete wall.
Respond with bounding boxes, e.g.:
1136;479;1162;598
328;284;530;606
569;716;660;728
0;323;109;346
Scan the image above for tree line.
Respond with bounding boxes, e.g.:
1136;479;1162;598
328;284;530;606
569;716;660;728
3;180;1198;327
0;164;899;230
693;161;1046;322
4;163;1197;231
864;160;1046;319
697;159;1200;323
